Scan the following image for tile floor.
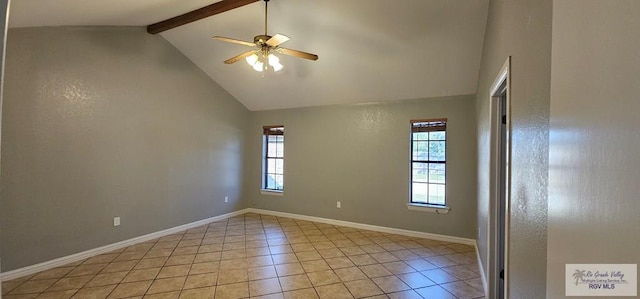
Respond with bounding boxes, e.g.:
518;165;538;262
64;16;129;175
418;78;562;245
2;213;485;299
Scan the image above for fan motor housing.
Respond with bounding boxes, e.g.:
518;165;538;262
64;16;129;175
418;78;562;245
254;35;272;45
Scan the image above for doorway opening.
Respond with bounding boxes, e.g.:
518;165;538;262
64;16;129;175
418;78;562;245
488;57;511;299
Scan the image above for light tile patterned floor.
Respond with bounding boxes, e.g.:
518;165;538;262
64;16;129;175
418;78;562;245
2;213;485;299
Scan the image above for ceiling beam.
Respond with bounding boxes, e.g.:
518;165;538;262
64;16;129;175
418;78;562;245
147;0;259;34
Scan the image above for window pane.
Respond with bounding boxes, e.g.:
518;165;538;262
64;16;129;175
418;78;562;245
414;132;429;141
274;175;284;190
267;159;276;174
429;141;446;161
266;174;276;189
413;141;428;160
429;163;445;172
412;163;428;183
275;159;284;174
428;184;446;205
429;131;446;140
276;142;284;158
429;167;445;184
416;141;429;153
267;142;278;157
412;183;428;204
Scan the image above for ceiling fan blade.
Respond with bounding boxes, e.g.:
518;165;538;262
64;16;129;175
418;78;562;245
279;47;319;61
224;51;256;64
266;34;290;47
213;36;256;47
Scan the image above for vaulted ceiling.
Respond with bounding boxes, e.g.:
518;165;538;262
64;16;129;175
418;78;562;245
9;0;489;111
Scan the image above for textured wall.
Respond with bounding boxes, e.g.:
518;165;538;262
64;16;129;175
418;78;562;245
245;95;477;238
0;27;249;271
548;1;640;297
475;0;551;297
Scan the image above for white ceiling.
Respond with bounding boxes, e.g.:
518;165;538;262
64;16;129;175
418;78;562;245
9;0;489;111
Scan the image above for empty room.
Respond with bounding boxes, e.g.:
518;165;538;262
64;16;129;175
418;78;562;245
0;1;638;299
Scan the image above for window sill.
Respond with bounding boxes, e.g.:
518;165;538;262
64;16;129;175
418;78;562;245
260;189;284;196
407;203;450;214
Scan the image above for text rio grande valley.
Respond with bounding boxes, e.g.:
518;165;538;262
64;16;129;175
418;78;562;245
580;271;628;290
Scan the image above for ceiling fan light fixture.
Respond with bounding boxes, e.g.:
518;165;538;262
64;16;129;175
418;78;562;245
252;60;265;72
267;53;279;64
246;53;259;66
267;53;283;72
271;62;284;72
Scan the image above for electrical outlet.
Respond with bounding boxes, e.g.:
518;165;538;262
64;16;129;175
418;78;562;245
225;196;229;203
113;217;120;227
337;201;341;208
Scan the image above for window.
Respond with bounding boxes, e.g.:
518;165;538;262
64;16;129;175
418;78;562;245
410;119;446;206
263;126;284;191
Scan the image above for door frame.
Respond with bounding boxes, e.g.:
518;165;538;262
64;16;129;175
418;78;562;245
0;1;10;298
487;57;511;299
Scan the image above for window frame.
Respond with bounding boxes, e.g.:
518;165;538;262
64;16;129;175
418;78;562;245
262;125;285;193
409;118;448;211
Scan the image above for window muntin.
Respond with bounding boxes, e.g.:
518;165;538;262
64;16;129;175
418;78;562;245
263;126;284;191
410;119;446;205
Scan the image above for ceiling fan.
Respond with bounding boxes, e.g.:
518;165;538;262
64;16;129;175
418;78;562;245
213;0;319;72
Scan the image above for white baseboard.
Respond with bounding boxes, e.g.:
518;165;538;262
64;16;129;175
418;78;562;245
475;240;489;297
245;208;476;245
2;208;478;282
0;209;248;282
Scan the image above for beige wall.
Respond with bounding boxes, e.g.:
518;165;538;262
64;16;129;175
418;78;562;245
245;95;477;238
475;0;551;297
0;27;479;275
0;27;249;271
548;1;640;297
